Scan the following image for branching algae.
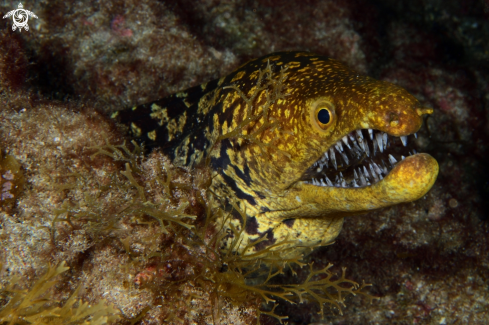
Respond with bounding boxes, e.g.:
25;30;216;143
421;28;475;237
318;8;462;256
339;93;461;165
0;262;120;324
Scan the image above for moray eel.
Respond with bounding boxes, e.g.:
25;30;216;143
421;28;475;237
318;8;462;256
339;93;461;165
114;51;438;258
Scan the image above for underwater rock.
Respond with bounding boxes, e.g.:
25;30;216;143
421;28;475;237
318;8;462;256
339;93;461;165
0;0;488;324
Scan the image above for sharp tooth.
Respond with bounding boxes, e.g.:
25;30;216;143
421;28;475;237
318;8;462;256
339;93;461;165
382;160;389;174
363;140;370;157
340;151;349;165
350;141;363;158
369;164;379;182
354;169;359;181
329;148;337;170
368;129;373;140
339;172;347;187
400;136;408;146
355;130;369;155
373;163;383;176
320;152;329;167
376;133;384;153
358;168;367;186
349;133;356;142
336;141;344;152
357;137;365;151
382;133;388;149
325;176;333;186
363;166;371;180
388;154;397;165
414;133;417;138
353;179;359;187
320;179;326;186
342;136;351;149
356;129;364;140
401;155;405;160
312;178;317;185
357;136;366;151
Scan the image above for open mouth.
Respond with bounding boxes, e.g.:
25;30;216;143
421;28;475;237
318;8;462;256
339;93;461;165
301;129;419;188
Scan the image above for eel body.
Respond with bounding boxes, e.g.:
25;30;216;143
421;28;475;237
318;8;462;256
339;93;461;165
114;51;438;258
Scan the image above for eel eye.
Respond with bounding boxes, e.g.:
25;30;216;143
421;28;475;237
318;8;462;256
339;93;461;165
310;99;336;133
317;108;331;125
315;106;334;130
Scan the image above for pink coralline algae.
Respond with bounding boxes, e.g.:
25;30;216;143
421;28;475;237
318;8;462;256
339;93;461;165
111;15;133;37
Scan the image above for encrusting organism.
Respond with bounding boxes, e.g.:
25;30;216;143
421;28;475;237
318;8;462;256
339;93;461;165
0;148;24;211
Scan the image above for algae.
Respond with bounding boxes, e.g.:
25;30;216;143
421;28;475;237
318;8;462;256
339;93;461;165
0;262;119;325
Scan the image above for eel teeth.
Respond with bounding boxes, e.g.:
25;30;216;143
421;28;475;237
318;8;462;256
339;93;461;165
388;154;397;165
307;129;421;188
339;172;347;187
335;141;344;152
369;164;378;182
373;163;383;177
376;133;384;153
358;168;367;186
400;136;408;146
363;166;370;180
329;148;337;170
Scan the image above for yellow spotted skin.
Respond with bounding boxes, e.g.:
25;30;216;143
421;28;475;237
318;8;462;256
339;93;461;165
116;51;438;258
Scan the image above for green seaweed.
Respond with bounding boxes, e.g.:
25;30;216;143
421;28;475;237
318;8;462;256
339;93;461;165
0;262;119;325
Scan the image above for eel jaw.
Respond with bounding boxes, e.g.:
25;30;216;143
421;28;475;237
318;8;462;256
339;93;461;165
297;129;439;212
298;153;438;215
301;129;428;188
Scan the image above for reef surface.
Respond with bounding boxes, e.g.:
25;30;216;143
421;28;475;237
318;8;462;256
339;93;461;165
0;0;488;324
